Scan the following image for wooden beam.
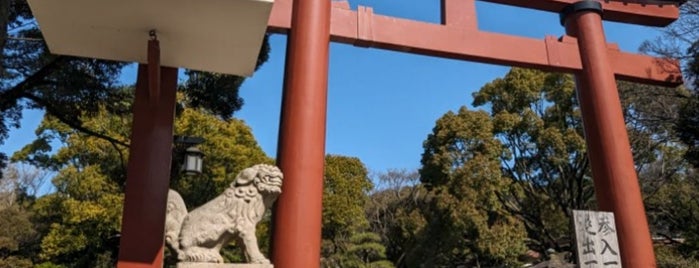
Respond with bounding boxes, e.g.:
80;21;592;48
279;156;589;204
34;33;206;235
441;0;478;29
267;0;682;86
480;0;679;27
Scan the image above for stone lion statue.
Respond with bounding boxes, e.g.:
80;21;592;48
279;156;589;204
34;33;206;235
165;164;283;264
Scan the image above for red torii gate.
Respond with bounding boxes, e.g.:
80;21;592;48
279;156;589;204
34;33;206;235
104;0;682;267
268;1;682;268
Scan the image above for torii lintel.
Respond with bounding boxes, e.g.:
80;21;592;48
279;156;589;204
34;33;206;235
267;0;683;87
482;0;679;26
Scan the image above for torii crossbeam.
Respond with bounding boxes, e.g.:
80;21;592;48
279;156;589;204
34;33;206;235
268;0;681;85
269;1;682;268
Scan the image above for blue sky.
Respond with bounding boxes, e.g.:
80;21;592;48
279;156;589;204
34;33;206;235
1;0;666;174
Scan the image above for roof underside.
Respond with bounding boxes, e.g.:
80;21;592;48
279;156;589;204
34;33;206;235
27;0;273;76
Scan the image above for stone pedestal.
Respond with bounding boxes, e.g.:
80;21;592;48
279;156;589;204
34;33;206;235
176;263;273;268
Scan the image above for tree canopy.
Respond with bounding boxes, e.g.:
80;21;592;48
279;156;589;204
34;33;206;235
321;155;393;268
0;0;270;178
361;66;698;267
3;1;699;266
641;0;699;168
5;96;271;266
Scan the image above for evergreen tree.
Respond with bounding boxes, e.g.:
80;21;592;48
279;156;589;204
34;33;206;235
417;67;694;266
12;99;270;267
321;155;394;268
0;0;270;178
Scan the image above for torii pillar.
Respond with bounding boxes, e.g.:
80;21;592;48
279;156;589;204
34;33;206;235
561;2;656;266
272;0;331;267
269;0;682;267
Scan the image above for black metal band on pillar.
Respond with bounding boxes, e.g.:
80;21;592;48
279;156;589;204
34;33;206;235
560;1;603;25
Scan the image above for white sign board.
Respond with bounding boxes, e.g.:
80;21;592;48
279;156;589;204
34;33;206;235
573;210;622;267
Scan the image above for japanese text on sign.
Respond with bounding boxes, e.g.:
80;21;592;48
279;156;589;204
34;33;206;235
573;210;621;267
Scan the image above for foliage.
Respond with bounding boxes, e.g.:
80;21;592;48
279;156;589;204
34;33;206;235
678;94;699;167
644;167;699;256
0;164;43;267
640;0;699;167
3;1;699;264
182;34;269;120
0;204;37;267
469;69;593;239
618;81;689;165
637;2;699;261
0;0;271;179
171;107;272;207
321;155;393;268
419;107;528;267
10;100;271;266
341;232;395;268
616;81;699;257
366;169;426;267
421;68;588;257
33;167;122;266
655;245;699;268
323;155;373;238
415;67;696;266
0;164;50;206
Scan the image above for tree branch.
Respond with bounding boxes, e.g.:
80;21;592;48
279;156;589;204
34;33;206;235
0;56;66;109
0;0;9;66
1;54;131;148
6;36;43;42
20;92;130;148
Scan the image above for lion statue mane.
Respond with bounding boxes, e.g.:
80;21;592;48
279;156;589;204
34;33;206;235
165;164;283;264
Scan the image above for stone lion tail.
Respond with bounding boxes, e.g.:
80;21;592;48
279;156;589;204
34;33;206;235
165;189;188;259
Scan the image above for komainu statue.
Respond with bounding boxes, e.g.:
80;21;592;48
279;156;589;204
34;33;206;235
165;164;283;264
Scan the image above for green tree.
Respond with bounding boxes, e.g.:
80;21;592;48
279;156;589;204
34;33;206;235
419;107;528;267
637;3;699;261
321;155;393;268
615;81;699;257
0;0;270;178
11;99;271;266
366;169;427;267
640;0;699;167
2;0;271;258
421;69;585;259
170;107;272;207
340;232;395;268
33;166;122;267
419;67;698;266
687;29;699;147
0;165;42;267
0;202;36;268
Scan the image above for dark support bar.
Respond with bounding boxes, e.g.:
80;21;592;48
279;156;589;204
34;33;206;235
117;39;178;267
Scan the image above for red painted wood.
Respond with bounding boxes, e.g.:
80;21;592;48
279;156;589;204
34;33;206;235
271;0;330;267
117;64;178;268
147;39;160;103
267;0;682;86
266;1;679;267
482;0;678;26
564;9;657;268
441;0;477;29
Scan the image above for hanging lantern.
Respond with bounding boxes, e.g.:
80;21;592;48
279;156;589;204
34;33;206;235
183;146;204;176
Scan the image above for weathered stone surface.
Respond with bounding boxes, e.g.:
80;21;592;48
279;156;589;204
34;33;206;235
165;164;283;264
176;263;274;268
